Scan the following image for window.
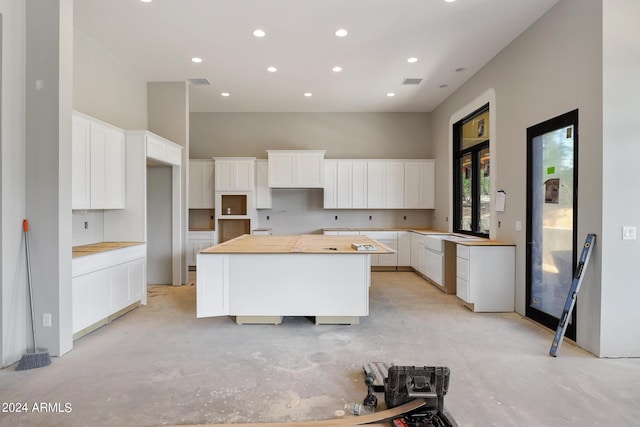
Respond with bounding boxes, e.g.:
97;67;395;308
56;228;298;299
453;104;490;237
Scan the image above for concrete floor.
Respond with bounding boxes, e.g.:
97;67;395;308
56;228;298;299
2;271;640;427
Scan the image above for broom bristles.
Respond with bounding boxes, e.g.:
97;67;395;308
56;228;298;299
16;351;51;371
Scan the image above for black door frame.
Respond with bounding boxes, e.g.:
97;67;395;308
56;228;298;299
526;109;579;339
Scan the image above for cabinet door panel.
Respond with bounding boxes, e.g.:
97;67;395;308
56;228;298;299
234;160;254;190
89;123;108;209
201;161;215;208
336;161;353;208
269;153;296;187
323;160;337;208
367;162;385;208
385;161;405;208
215;160;234;190
352;161;368;208
72;115;91;210
105;129;125;209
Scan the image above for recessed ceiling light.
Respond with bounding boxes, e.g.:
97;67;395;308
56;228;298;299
140;0;152;3
455;67;466;72
253;29;266;38
267;66;277;72
191;57;203;63
332;66;343;72
387;93;396;97
304;92;313;97
444;0;456;3
407;57;418;63
335;29;348;37
221;92;230;97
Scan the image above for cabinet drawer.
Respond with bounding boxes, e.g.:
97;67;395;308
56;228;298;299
456;244;470;260
456;277;470;302
456;257;469;281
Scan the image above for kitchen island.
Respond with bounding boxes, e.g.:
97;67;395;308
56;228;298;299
196;234;393;324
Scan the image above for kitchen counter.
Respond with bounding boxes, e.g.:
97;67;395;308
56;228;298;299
72;241;144;258
197;234;387;324
201;234;393;254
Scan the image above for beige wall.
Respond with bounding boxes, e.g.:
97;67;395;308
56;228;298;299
73;30;147;130
190;112;431;159
430;0;605;354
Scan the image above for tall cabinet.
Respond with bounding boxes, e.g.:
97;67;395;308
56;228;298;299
213;157;257;243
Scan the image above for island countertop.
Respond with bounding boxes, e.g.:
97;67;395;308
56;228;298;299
200;234;394;254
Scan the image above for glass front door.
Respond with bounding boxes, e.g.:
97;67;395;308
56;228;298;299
526;110;578;338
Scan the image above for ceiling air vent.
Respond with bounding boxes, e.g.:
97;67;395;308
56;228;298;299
188;78;211;86
401;78;423;85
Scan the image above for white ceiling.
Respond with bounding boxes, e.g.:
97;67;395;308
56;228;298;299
74;0;560;113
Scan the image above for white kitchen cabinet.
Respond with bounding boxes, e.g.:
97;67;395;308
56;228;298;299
189;159;215;209
214;157;255;191
323;160;338;208
367;160;404;208
255;160;272;209
187;230;217;267
397;231;411;267
72;112;125;210
72;244;146;335
410;232;426;275
404;160;435;209
146;133;182;166
324;160;368;209
456;244;515;312
267;150;325;188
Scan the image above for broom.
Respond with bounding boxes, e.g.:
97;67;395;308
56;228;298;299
16;219;51;370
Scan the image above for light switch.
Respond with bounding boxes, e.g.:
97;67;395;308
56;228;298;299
515;221;522;231
622;226;636;240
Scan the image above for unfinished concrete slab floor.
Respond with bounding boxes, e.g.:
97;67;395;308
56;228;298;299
2;272;640;426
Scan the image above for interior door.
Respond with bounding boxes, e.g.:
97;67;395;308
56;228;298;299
526;110;578;338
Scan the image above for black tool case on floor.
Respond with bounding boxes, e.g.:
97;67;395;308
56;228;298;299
385;366;458;427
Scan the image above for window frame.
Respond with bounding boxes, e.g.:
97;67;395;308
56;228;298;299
453;104;490;238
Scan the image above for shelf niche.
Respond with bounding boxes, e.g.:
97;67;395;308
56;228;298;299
218;219;251;243
220;194;247;216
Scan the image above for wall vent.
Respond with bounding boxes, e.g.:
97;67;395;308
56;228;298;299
188;78;211;86
401;78;423;85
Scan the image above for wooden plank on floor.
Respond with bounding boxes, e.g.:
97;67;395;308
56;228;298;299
161;399;425;427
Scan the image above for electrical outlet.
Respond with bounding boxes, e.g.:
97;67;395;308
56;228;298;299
43;313;52;327
369;216;372;220
622;226;636;240
84;221;88;229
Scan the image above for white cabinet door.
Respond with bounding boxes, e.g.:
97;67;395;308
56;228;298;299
196;254;230;317
405;160;435;209
361;231;398;267
268;152;296;187
352;160;368;208
336;161;353;208
367;161;385;208
296;151;325;187
215;158;254;191
397;231;411;267
189;160;215;208
90;122;125;209
385;161;405;208
72;114;91;210
323;160;337;208
267;150;325;188
255;160;272;209
72;273;93;333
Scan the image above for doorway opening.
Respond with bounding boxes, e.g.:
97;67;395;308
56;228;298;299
526;110;578;338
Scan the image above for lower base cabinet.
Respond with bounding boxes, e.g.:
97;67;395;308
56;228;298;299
187;230;217;266
72;258;145;335
456;244;514;312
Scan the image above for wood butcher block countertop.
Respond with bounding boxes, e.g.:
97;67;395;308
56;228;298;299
72;241;144;258
200;234;394;254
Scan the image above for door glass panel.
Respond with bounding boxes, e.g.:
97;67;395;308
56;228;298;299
460;153;472;231
530;126;574;319
479;147;490;234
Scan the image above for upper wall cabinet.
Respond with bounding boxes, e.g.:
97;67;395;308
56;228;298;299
267;150;326;188
404;160;435;209
324;159;368;209
189;159;215;209
367;160;404;209
72;112;125;210
323;159;434;210
214;157;255;191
